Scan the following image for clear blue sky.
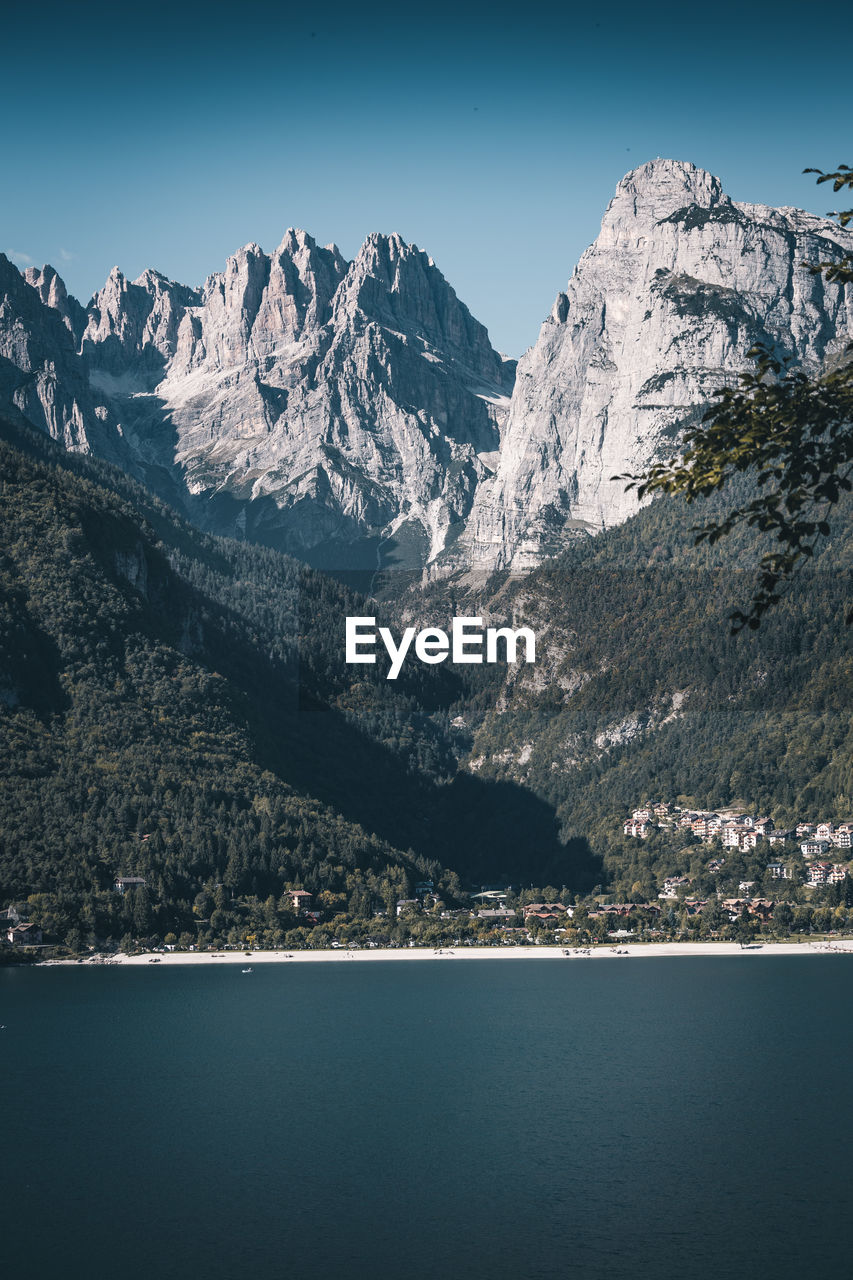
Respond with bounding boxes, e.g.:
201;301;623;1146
3;1;851;356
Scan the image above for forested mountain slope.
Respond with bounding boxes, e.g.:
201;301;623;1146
3;401;853;944
426;478;853;894
0;414;589;948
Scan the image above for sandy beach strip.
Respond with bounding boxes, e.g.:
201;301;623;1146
55;940;853;966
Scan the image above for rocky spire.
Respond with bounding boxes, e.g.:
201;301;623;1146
23;264;87;339
83;266;201;381
3;161;852;575
0;255;120;457
469;160;853;569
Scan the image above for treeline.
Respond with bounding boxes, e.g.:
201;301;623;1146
0;415;592;949
4;403;853;953
407;474;853;896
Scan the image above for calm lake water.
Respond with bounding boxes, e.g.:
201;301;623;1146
2;957;851;1280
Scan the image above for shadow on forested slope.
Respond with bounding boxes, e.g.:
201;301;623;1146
258;693;599;890
0;412;600;893
0;581;69;719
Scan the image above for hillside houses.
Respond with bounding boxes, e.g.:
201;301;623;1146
623;801;851;895
807;862;848;886
286;889;313;911
6;921;43;946
659;876;690;899
722;827;762;850
1;907;43;947
522;902;571;923
624;819;653;838
114;876;147;894
625;803;853;855
721;898;775;922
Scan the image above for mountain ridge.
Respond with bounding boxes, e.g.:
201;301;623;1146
3;158;852;575
471;158;853;569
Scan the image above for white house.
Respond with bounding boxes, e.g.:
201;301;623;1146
114;876;147;894
801;840;831;860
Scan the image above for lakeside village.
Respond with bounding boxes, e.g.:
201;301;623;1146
3;800;853;960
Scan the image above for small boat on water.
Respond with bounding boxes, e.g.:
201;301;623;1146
241;966;253;973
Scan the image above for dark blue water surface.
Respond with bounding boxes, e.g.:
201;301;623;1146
2;958;851;1280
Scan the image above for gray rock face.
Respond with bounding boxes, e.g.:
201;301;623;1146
83;267;200;380
84;228;514;569
0;254;120;457
470;159;853;569
23;264;87;338
3;159;852;574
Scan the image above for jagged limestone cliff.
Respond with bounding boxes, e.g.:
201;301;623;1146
470;159;853;569
2;159;852;573
0;256;119;458
81;230;514;569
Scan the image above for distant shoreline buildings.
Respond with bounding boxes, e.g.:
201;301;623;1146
624;803;850;890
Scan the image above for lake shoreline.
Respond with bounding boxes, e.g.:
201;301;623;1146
39;939;853;966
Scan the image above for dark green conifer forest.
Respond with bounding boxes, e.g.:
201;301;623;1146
2;408;852;950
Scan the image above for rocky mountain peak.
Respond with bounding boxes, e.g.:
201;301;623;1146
182;231;348;372
83;264;200;382
611;158;725;215
4;160;852;578
357;230;418;268
22;264;86;337
24;263;68;310
590;160;730;265
0;253;121;456
210;242;270;309
471;159;853;570
276;226;310;253
336;231;509;388
274;226;345;267
134;267;172;290
58;225;512;570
